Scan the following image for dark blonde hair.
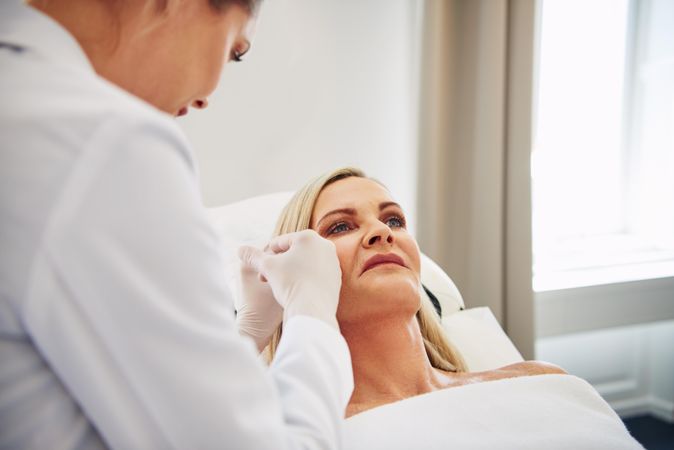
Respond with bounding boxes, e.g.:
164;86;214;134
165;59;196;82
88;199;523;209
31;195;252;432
266;167;466;373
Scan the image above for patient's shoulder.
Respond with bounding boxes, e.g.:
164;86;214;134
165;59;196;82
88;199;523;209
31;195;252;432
443;361;567;387
501;360;568;376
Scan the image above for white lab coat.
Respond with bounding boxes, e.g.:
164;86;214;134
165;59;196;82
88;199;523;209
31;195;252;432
0;2;353;449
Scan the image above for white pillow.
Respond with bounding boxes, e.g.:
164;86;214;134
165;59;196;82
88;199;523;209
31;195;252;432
207;192;523;371
442;307;523;371
419;253;464;316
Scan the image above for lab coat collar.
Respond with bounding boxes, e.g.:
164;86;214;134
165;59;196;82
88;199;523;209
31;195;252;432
0;1;95;74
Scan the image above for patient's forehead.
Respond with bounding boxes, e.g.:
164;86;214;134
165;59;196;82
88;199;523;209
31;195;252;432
311;177;396;227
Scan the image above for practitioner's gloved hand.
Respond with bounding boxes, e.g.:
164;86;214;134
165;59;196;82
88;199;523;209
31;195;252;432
238;230;342;331
235;261;283;352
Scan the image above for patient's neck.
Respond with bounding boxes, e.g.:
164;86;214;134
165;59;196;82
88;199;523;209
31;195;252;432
340;313;446;412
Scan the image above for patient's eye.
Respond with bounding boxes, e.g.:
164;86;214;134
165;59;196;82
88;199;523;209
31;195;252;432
384;215;406;229
327;222;351;235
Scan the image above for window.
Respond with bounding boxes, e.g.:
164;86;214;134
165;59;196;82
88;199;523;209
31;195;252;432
532;0;674;292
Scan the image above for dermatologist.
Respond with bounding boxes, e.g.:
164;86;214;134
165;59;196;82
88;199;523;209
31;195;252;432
0;1;353;449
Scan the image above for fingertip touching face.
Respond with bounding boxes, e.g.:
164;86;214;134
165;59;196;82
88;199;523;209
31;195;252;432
112;2;257;117
310;177;422;326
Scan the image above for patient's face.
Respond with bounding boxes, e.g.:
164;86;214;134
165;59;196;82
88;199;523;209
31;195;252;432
311;177;422;326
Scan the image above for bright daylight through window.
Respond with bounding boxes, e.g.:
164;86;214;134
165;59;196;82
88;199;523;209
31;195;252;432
532;0;674;292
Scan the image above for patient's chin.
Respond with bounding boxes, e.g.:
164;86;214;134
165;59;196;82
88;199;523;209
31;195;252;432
337;270;420;325
357;278;419;309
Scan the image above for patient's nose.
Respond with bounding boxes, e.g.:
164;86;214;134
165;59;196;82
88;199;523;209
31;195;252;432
363;222;394;247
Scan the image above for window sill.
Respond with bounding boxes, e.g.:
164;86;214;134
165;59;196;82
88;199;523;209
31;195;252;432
533;233;674;292
535;275;674;338
533;259;674;292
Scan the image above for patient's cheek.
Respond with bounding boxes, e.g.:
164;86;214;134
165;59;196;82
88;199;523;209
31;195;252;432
333;245;352;281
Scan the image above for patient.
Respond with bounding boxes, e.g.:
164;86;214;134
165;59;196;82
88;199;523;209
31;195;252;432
265;167;565;417
259;167;642;449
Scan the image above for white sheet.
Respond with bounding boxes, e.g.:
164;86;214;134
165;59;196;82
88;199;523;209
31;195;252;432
343;374;643;450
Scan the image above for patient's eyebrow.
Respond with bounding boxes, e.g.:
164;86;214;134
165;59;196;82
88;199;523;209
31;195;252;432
379;201;402;211
316;208;356;228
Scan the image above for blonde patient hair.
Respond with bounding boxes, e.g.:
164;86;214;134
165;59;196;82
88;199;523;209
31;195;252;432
266;167;466;373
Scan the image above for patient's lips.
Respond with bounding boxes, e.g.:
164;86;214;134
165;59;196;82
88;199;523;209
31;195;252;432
361;253;406;275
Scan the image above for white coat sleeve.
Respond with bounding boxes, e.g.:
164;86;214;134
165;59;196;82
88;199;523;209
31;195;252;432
22;115;353;450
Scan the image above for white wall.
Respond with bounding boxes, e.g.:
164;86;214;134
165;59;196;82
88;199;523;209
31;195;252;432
179;0;421;231
536;320;674;422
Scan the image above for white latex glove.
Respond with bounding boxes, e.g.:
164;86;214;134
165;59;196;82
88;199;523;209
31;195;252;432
235;261;284;352
238;230;342;331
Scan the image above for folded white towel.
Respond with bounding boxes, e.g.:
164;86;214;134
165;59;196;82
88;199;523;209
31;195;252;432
344;374;643;450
